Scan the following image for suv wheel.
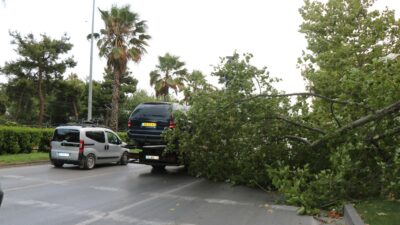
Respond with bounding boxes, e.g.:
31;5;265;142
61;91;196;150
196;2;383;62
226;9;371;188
83;154;96;170
152;165;166;171
53;161;64;168
120;152;128;165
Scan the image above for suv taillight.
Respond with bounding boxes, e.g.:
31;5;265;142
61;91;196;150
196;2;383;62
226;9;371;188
169;119;176;129
128;119;132;128
79;140;84;153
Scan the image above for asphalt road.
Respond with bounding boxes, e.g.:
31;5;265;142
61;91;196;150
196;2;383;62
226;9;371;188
0;163;320;225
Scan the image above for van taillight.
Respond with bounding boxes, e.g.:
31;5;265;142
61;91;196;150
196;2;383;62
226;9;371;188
128;120;132;128
79;140;84;153
169;120;176;129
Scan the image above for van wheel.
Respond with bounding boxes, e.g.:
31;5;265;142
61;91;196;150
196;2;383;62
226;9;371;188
120;152;128;165
84;154;96;170
53;161;64;168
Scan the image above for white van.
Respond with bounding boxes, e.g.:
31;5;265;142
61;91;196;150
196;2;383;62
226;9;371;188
50;125;129;169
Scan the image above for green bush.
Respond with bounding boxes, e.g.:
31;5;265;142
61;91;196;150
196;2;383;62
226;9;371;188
0;126;53;154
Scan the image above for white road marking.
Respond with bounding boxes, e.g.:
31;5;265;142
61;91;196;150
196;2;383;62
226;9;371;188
203;198;252;206
148;192;299;212
1;175;25;179
76;179;203;225
148;192;253;206
17;199;59;208
89;186;120;192
5;182;52;192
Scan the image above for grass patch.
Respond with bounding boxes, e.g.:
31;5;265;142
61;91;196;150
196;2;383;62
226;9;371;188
0;152;49;165
355;198;400;225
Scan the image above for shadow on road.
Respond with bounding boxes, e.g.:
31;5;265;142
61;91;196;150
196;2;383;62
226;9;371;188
138;165;189;178
53;163;121;171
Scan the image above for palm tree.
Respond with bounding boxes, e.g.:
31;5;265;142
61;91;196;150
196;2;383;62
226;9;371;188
149;53;187;101
182;70;215;104
95;5;150;131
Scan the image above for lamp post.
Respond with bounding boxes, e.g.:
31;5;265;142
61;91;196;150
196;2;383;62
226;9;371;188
88;0;95;121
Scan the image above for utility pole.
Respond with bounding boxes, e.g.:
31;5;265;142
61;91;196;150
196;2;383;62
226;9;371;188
88;0;95;121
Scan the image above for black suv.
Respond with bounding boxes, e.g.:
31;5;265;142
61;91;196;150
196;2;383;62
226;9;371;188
127;102;188;169
127;102;188;146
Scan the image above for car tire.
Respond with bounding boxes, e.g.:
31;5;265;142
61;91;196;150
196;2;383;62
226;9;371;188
83;154;96;170
53;161;64;168
120;152;128;165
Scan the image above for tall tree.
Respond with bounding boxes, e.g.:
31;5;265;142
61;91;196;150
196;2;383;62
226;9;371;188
299;0;400;116
93;5;150;131
149;53;187;101
0;32;76;126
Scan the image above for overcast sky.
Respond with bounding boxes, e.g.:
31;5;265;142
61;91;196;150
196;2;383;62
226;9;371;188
1;0;399;95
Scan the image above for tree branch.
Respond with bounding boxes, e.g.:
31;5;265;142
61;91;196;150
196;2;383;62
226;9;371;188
370;126;400;142
267;115;326;135
311;100;400;147
330;102;342;128
231;92;372;110
282;135;312;145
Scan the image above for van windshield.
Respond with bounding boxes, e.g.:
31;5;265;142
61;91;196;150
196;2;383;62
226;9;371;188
53;129;80;143
131;104;171;119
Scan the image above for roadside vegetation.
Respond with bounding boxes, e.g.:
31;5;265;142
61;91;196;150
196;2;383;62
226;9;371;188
0;152;48;165
0;0;399;218
356;199;400;225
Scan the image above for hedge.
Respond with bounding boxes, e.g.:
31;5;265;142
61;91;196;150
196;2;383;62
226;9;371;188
0;126;130;155
0;126;54;154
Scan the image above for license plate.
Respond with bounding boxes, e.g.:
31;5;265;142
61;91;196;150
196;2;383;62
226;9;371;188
142;122;156;127
145;155;159;160
58;152;70;157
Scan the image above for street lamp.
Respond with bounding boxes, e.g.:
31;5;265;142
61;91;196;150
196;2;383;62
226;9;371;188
88;0;95;121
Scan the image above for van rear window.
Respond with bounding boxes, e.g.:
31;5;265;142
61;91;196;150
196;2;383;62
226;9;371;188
53;129;80;143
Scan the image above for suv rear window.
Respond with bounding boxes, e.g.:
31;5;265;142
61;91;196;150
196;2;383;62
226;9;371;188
86;131;105;143
131;104;171;119
53;129;80;143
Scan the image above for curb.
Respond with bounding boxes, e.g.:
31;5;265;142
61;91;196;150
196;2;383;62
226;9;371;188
0;160;50;169
343;204;365;225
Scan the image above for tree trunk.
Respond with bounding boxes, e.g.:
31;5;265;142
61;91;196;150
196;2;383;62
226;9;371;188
72;101;79;121
38;69;45;126
110;70;120;131
15;92;24;121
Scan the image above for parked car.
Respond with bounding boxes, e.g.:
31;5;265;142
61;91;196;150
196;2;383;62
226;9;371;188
50;125;129;170
0;183;3;207
127;102;189;170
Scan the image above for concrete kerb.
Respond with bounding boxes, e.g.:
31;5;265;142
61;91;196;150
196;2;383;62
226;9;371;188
343;204;365;225
0;160;50;169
